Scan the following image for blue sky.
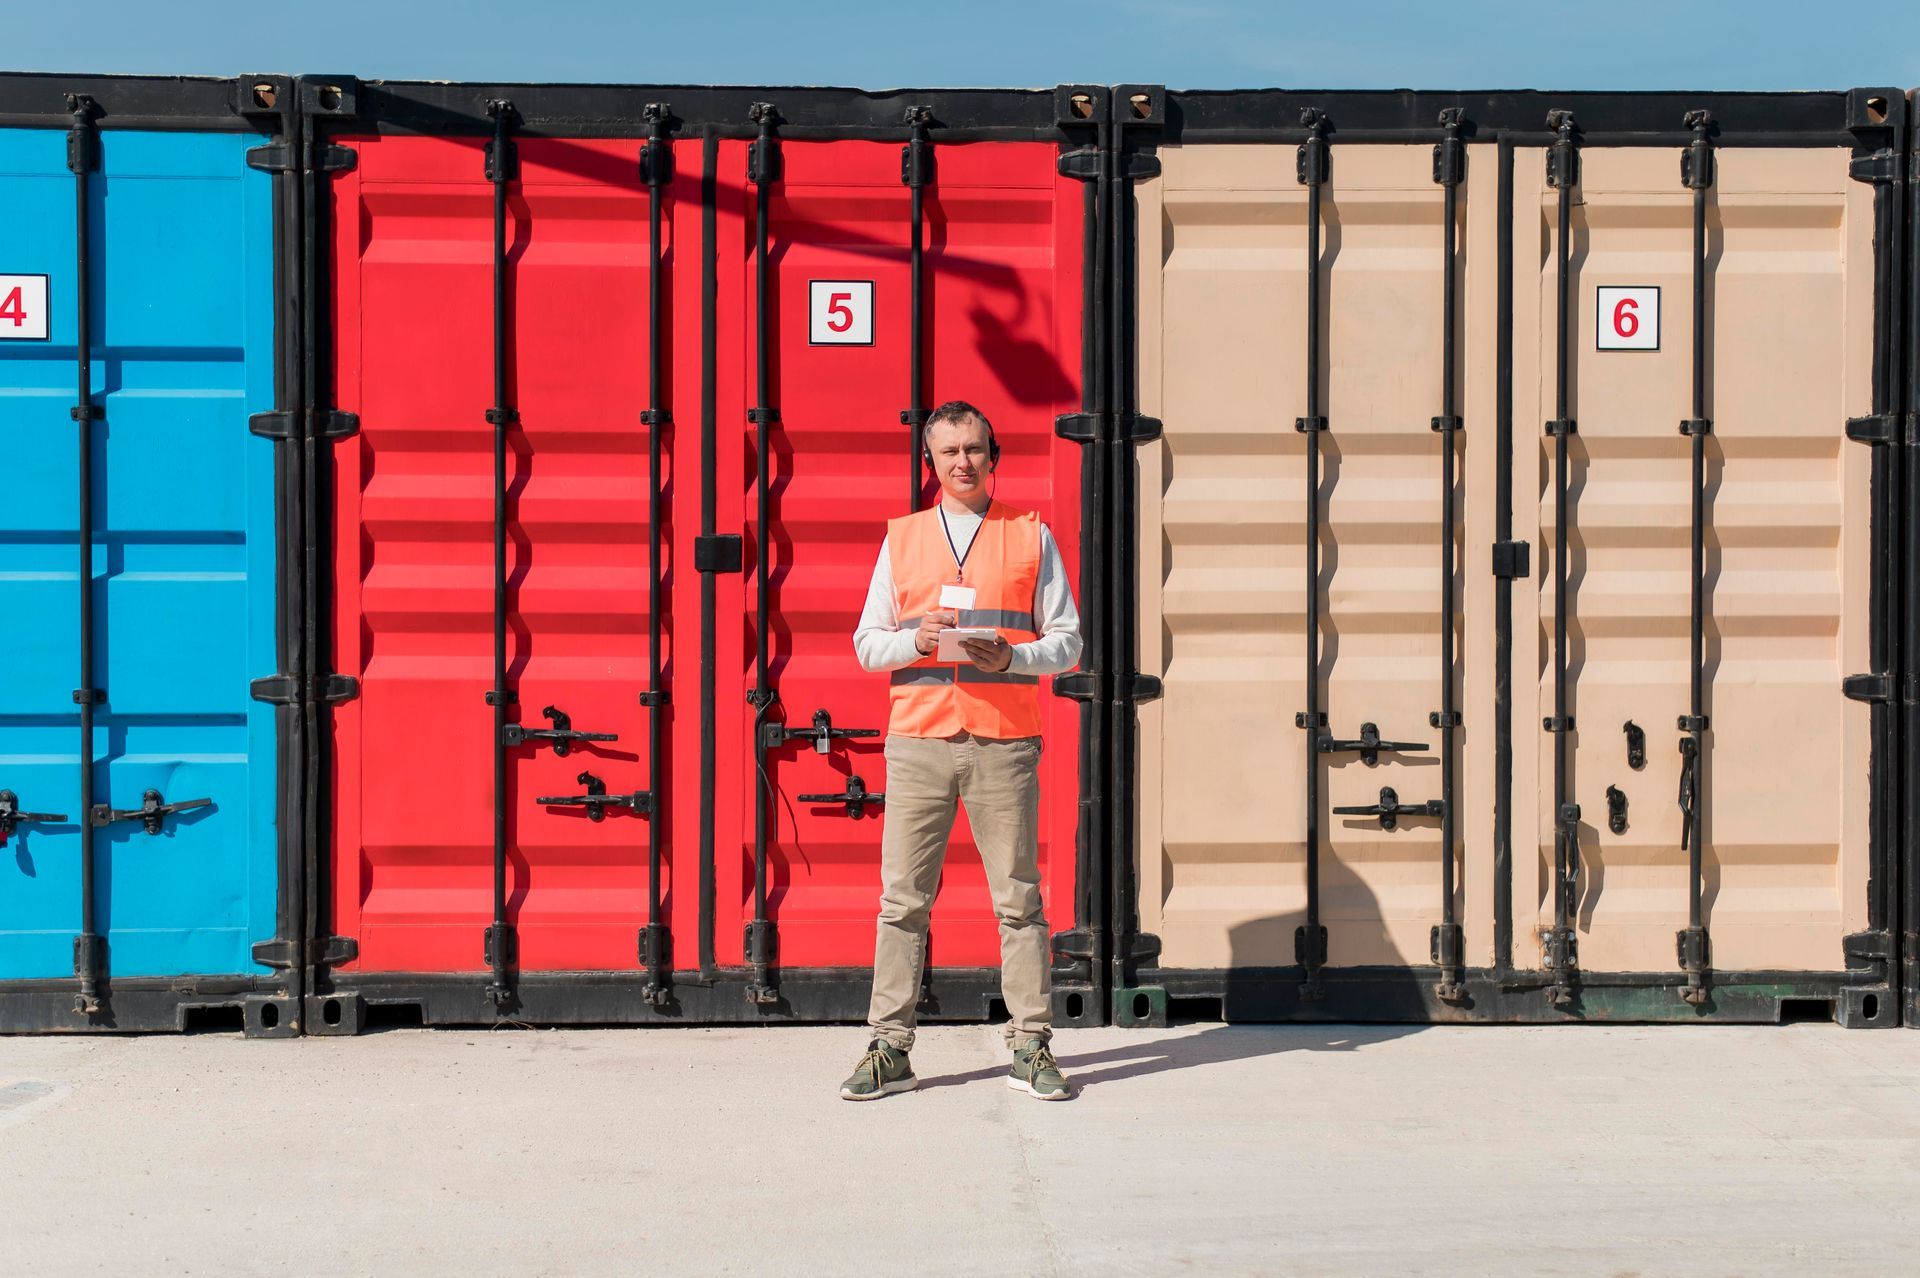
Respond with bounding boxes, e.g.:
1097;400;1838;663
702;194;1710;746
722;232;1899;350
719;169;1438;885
9;0;1919;90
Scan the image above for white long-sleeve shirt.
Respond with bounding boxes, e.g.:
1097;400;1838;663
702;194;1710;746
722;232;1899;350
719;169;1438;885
852;509;1082;677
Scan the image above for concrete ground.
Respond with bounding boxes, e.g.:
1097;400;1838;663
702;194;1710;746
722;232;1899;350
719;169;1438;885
3;1022;1918;1276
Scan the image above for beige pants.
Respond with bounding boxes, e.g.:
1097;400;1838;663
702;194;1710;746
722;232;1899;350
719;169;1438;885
867;732;1051;1051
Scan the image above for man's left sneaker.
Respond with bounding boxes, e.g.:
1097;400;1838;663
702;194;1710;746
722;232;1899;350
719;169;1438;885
1008;1040;1072;1100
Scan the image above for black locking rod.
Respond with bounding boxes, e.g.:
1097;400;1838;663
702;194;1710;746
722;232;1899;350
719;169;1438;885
902;105;933;511
1292;108;1331;999
1431;107;1467;1001
66;93;104;1016
483;99;518;1009
744;103;781;1006
640;102;673;1003
1677;109;1715;1005
1544;109;1580;1006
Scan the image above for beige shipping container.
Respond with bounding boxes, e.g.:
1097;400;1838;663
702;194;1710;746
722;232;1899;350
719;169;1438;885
1117;88;1903;1027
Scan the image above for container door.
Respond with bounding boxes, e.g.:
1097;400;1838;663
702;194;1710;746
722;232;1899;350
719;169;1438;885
0;129;279;979
328;135;677;974
712;137;1083;985
1132;142;1496;989
1513;145;1877;977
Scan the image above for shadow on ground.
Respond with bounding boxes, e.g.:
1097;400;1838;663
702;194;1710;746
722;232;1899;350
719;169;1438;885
918;1023;1428;1092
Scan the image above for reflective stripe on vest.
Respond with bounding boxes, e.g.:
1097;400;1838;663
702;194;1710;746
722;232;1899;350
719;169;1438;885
886;502;1044;739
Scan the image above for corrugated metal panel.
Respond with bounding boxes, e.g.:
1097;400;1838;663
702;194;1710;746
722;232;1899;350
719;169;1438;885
0;129;279;979
1134;142;1495;971
1514;146;1873;973
328;135;672;973
711;136;1085;969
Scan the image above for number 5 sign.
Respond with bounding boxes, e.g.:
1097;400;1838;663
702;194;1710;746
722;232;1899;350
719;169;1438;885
0;273;50;342
809;280;874;346
1596;285;1659;351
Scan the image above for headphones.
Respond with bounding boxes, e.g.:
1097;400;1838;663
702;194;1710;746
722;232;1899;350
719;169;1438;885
921;401;1001;473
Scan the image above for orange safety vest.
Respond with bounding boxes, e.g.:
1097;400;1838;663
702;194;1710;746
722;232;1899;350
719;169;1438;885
886;501;1043;740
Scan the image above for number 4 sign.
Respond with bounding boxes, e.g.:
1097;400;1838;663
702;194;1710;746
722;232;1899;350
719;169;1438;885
1596;285;1659;351
809;280;874;346
0;274;50;342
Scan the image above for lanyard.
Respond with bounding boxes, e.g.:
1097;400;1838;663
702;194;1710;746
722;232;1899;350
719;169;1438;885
938;501;988;583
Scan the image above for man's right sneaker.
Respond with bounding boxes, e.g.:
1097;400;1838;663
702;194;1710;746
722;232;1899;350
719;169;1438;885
839;1039;918;1101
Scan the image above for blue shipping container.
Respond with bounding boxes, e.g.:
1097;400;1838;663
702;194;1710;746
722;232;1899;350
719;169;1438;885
0;87;289;1029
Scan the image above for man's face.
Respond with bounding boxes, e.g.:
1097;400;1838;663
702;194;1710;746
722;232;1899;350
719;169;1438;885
927;415;993;500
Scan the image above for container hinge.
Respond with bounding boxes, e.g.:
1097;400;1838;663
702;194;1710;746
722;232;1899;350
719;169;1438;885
1120;152;1161;180
1057;147;1102;181
1849;149;1899;185
746;102;781;184
1124;673;1164;703
1842;672;1893;703
248;409;359;442
64;95;99;174
1050;928;1096;961
1843;929;1893;962
254;936;353;970
250;939;295;969
1053;412;1099;442
247;144;293;173
1052;672;1103;702
247;143;357;175
694;533;743;574
1124;413;1163;442
250;673;358;705
1491;540;1531;579
1845;413;1915;446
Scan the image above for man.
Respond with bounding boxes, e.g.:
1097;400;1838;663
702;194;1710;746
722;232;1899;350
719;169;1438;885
841;400;1082;1102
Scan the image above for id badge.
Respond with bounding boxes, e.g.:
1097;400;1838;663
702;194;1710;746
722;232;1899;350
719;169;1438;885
938;583;977;611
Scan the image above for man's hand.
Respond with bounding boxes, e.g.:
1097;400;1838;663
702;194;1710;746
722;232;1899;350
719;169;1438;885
960;635;1013;673
915;609;958;656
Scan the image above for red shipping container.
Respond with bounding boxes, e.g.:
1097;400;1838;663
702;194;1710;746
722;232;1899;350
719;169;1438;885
311;84;1100;1028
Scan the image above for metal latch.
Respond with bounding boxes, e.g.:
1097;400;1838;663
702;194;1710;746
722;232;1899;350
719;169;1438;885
798;774;885;820
1623;720;1645;769
503;705;618;756
90;789;212;835
762;708;879;755
536;772;652;821
1333;786;1442;832
1317;722;1429;767
0;790;69;843
1491;540;1531;579
1605;785;1628;835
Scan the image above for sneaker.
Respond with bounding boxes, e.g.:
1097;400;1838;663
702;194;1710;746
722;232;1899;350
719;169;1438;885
1008;1040;1071;1101
839;1039;918;1101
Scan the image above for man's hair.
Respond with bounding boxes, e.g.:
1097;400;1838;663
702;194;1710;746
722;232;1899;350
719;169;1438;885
922;399;994;452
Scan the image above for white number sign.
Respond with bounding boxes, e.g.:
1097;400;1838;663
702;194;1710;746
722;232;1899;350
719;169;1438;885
1596;285;1659;352
0;274;49;341
809;280;873;346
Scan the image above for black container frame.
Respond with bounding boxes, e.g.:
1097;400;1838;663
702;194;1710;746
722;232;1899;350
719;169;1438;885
0;73;305;1037
297;77;1112;1032
1106;85;1909;1030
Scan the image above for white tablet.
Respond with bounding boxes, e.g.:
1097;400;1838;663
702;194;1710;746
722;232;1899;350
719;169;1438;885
935;627;999;664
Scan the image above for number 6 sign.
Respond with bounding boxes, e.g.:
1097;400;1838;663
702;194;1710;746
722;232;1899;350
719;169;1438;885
809;280;874;346
1596;285;1659;351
